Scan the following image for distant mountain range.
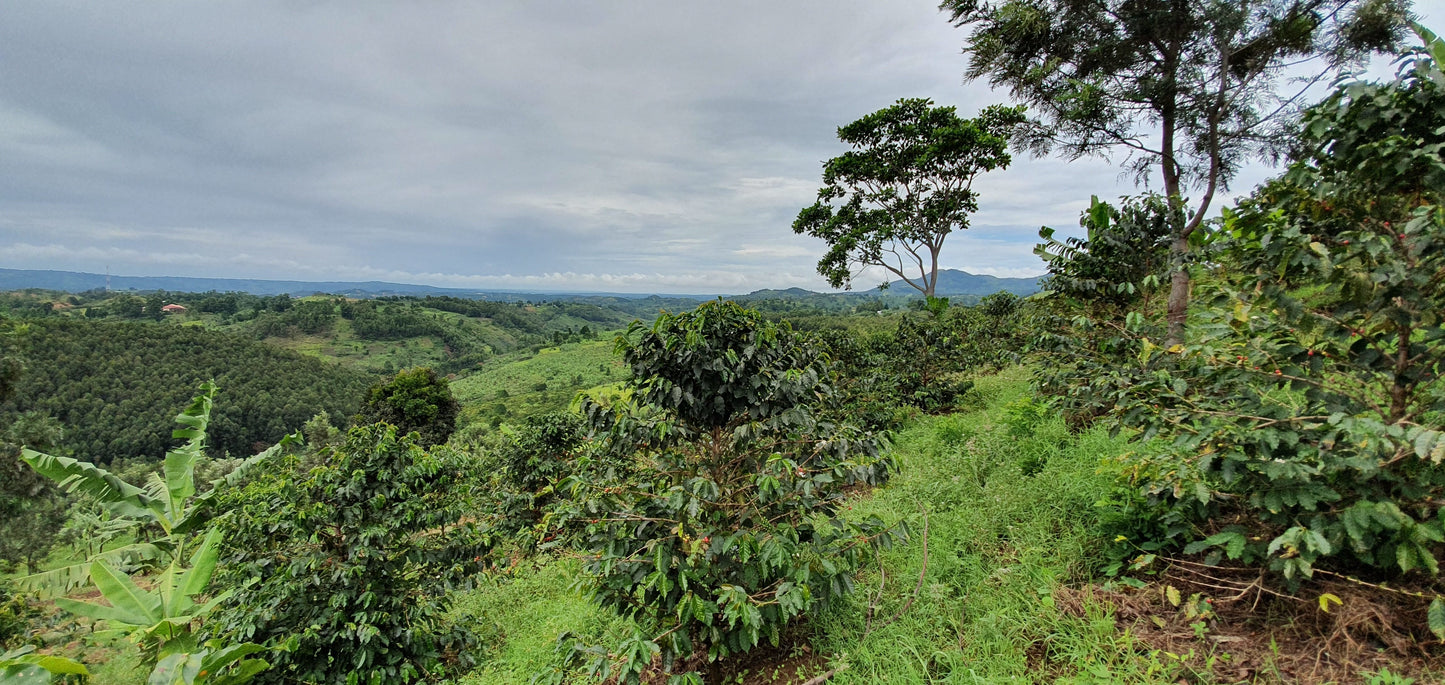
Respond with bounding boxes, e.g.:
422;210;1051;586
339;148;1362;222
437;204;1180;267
0;267;1040;299
0;268;698;300
889;269;1041;297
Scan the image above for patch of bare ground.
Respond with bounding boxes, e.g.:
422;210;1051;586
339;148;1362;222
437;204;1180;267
1053;559;1445;683
617;625;835;685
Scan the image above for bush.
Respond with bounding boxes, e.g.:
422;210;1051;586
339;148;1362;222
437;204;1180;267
0;579;38;650
1104;40;1445;587
568;301;900;681
209;425;486;684
354;367;459;448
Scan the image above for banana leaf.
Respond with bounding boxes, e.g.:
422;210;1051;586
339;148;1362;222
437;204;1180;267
20;449;162;522
16;541;166;599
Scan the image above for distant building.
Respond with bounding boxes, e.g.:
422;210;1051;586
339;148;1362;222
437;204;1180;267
161;304;188;313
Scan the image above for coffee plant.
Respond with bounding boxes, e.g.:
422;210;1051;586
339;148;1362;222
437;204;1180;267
1105;33;1445;589
566;301;901;682
208;424;485;684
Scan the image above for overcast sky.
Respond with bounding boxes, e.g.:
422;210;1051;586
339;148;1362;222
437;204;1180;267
3;1;1441;294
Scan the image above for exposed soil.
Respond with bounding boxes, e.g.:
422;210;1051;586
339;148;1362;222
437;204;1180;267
624;625;833;685
1053;560;1445;684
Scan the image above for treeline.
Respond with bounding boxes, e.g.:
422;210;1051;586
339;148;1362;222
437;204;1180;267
0;319;370;463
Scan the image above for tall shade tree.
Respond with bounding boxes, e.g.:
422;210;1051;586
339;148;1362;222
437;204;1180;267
353;366;459;448
942;0;1411;344
793;99;1026;298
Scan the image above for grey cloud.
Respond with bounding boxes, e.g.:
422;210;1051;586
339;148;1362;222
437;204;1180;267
3;1;1441;292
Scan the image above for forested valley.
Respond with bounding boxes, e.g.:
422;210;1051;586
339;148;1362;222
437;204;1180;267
3;7;1445;685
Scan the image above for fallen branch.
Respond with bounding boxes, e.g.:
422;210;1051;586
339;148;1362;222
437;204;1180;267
801;664;848;685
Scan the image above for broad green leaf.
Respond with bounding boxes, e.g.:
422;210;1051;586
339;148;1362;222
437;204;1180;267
180;528;224;600
1425;598;1445;642
0;665;52;685
199;643;268;675
1413;21;1445;67
0;646;90;678
162;382;216;522
89;559;162;627
155;560;181;618
148;651;203;685
210;658;270;685
16;542;165;599
20;449;161;521
55;595;152;628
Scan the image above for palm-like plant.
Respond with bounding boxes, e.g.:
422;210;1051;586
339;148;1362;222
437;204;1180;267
17;381;297;595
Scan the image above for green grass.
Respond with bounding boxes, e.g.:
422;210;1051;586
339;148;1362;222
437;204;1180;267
811;367;1169;683
452;556;634;685
450;339;628;421
441;366;1177;683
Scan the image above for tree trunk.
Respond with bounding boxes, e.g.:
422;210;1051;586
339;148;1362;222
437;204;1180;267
1390;326;1413;423
925;242;940;299
1166;232;1190;346
1159;64;1190;348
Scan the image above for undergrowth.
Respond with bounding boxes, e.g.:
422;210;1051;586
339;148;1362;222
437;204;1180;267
813;367;1161;683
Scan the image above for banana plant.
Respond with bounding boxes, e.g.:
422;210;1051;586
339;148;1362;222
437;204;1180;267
17;381;301;597
56;528;227;656
0;646;88;685
1415;21;1445;65
51;527;269;683
146;642;269;685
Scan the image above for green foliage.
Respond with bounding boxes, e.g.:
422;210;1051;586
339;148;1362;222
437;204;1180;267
48;531;270;684
249;299;338;337
146;642;271;685
482;411;599;551
1102;40;1445;582
451;340;626;424
23;382;218;538
1036;195;1173;309
502;412;587;495
882;313;976;411
16;383;223;597
794;99;1025;297
208;424;485;684
0;645;89;684
571;301;899;680
813;371;1152;682
16;381;272;682
355;367;460;448
0;580;39;650
823;299;1033;425
0;319;368;463
944;0;1411;342
1032;196;1176;428
17;383;300;599
1;414;68;572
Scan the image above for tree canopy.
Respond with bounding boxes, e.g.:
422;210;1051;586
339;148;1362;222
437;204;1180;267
943;0;1411;342
793;99;1025;298
354;367;460;448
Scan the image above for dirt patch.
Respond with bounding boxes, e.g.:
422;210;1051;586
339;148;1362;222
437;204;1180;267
623;628;834;685
1054;560;1445;684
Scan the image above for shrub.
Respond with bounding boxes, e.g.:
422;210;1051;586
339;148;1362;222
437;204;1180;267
1105;36;1445;590
568;301;900;681
354;367;459;448
0;580;37;650
209;425;485;684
